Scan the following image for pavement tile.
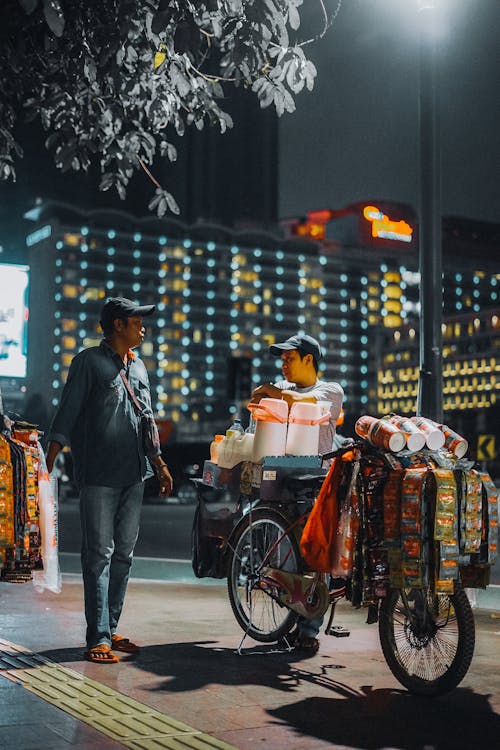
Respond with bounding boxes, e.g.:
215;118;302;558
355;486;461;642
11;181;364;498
218;723;340;750
46;718;126;748
1;577;500;750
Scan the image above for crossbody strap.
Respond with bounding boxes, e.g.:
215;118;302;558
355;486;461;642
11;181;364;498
119;369;143;414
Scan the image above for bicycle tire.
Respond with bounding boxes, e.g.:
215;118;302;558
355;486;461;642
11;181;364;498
227;506;301;642
379;585;475;696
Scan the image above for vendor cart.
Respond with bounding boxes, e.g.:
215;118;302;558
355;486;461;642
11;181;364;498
192;438;498;696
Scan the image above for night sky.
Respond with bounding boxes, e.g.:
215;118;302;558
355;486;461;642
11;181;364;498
279;0;500;225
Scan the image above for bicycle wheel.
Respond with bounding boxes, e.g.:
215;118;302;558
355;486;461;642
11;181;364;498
379;585;475;696
227;507;301;642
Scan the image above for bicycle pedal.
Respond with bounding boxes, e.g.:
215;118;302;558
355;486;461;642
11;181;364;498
327;625;350;637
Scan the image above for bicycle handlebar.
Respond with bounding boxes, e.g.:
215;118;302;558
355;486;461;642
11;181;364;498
321;439;361;462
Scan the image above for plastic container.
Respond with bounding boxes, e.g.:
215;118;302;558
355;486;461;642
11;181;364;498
355;415;406;453
226;418;244;437
217;432;255;469
388;415;426;453
247;398;288;463
441;425;468;458
410;416;445;450
210;434;225;464
285;402;330;456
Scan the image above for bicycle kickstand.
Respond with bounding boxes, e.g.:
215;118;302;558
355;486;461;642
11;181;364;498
324;599;350;638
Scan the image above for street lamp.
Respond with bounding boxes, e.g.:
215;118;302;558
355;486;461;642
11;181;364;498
416;0;443;422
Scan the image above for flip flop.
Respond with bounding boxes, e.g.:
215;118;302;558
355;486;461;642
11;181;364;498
85;644;119;664
111;635;140;653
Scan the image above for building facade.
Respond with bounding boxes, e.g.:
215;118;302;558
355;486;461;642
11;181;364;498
21;201;499;450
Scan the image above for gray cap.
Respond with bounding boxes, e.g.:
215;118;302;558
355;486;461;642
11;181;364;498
269;334;323;361
100;297;155;329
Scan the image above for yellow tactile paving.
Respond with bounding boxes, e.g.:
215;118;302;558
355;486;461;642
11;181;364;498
0;639;237;750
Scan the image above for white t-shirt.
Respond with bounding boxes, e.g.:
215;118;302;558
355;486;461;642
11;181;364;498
275;378;344;455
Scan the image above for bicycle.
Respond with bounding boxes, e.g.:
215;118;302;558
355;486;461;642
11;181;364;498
226;443;477;697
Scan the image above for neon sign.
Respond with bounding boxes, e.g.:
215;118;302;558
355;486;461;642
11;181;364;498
363;205;413;243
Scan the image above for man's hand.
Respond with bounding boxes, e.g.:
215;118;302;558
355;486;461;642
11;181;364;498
250;383;282;403
155;463;173;496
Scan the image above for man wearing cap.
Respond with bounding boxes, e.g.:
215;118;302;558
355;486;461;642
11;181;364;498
46;297;173;664
251;333;344;457
251;333;344;654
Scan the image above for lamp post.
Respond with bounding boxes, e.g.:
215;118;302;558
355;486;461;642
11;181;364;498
416;0;443;422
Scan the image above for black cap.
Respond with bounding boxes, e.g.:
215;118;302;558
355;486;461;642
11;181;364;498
100;297;155;330
269;334;323;361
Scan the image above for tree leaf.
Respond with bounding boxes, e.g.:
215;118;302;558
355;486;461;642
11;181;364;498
1;0;318;214
18;0;39;14
43;0;65;37
288;5;300;31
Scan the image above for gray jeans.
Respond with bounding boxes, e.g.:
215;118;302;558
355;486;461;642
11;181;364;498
79;483;144;649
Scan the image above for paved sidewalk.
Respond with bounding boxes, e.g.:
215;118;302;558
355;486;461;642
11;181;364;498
1;573;500;750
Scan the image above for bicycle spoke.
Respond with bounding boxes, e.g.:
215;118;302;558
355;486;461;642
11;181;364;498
388;589;461;681
228;510;300;642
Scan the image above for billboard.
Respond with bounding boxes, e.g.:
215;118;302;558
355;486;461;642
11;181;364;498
0;263;29;378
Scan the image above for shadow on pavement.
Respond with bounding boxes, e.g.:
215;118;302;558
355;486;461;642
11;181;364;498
40;640;349;695
38;642;500;750
267;688;500;750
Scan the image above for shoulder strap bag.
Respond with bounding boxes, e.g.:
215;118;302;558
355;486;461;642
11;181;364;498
119;369;161;458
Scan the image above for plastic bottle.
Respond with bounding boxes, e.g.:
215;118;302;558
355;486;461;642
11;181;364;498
210;434;225;463
246;416;257;434
226;418;244;437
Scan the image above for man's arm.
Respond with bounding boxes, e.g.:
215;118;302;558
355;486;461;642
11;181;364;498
251;383;316;407
137;360;174;496
149;455;173;496
250;383;283;402
46;353;92;472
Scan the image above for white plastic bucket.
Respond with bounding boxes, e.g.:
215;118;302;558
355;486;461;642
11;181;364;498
217;433;255;469
285;402;330;456
247;398;288;462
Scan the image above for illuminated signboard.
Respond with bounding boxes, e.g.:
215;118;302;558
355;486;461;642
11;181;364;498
0;264;30;378
363;205;413;243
